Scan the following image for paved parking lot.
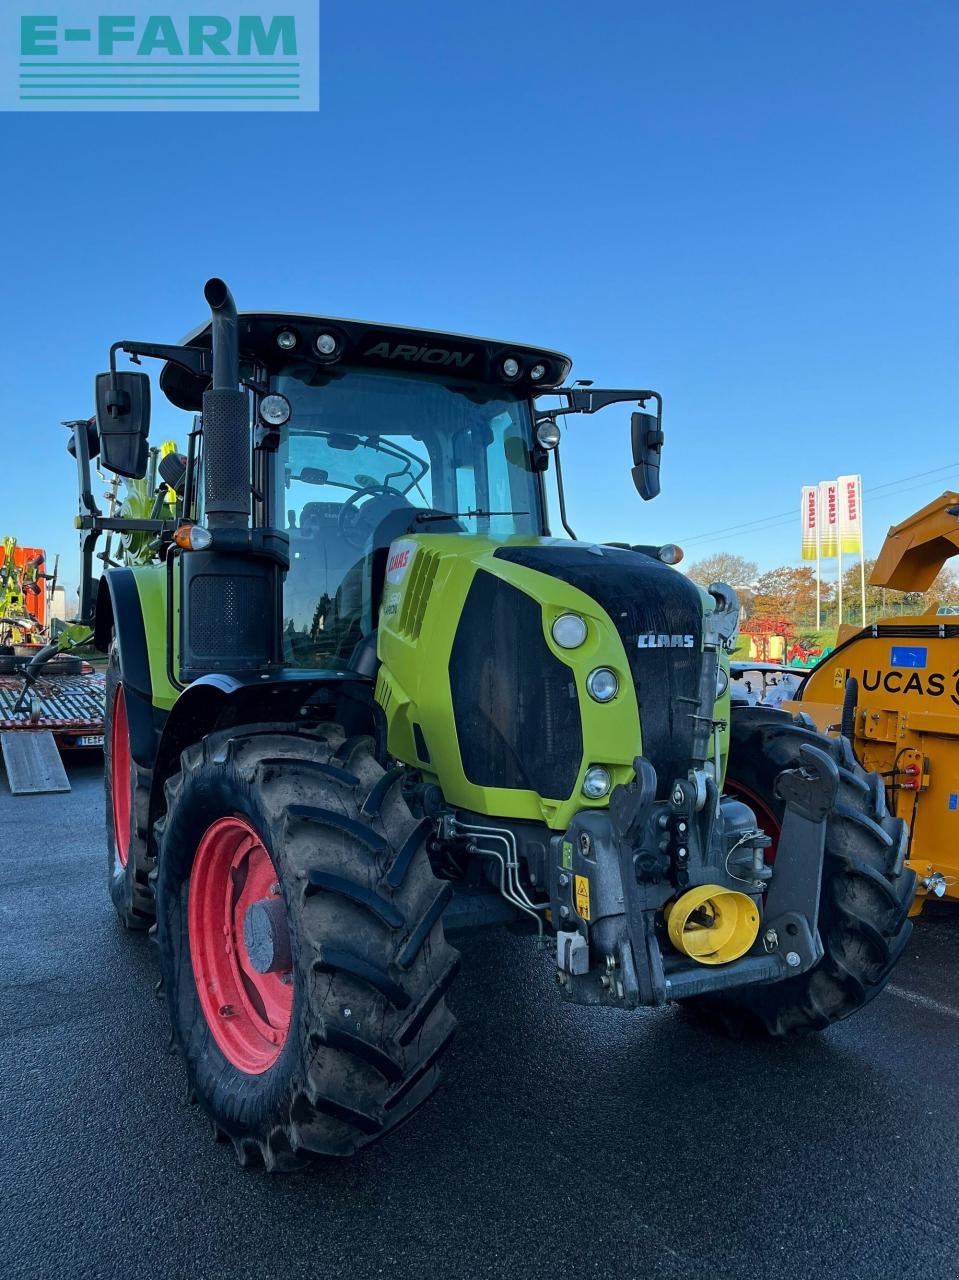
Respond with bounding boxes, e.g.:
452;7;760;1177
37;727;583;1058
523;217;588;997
3;756;958;1280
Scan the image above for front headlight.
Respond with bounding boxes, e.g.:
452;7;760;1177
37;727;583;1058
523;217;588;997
586;668;619;702
552;613;587;649
716;665;729;697
582;765;611;799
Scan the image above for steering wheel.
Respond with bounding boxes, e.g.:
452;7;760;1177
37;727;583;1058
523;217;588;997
337;485;409;550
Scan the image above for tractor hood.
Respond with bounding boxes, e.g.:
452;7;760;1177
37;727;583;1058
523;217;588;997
374;535;729;829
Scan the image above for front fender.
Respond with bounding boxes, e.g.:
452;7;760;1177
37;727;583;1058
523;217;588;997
146;669;382;837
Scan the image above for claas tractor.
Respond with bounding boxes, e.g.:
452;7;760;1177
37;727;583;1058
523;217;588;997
70;279;914;1169
785;492;959;914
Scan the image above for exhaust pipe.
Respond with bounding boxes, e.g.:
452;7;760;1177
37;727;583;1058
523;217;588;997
201;277;248;531
179;278;287;681
204;277;239;390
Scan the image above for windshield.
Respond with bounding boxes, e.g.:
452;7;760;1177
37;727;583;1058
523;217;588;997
271;363;543;666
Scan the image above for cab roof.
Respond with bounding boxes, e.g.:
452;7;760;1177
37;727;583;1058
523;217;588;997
160;311;573;410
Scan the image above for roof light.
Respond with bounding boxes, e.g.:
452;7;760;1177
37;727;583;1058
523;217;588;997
502;356;520;379
658;544;684;565
316;333;338;357
258;394;292;427
530;363;546;381
276;330;298;350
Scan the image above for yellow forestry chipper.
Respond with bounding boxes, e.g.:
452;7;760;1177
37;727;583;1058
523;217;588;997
785;492;959;913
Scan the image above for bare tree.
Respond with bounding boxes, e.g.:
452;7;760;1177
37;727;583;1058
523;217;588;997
685;553;758;590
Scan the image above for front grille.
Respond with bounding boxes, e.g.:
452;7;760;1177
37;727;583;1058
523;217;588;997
495;545;704;798
449;570;582;799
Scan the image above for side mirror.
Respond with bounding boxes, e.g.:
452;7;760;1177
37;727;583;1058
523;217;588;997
95;372;151;478
630;410;663;501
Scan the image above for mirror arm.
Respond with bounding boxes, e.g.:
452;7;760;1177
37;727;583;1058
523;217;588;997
182;418;201;520
69;418;101;517
108;340;211;409
553;445;578;540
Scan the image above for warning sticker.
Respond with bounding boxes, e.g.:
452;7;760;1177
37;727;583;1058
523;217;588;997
574;874;591;921
561;840;573;870
833;667;845;689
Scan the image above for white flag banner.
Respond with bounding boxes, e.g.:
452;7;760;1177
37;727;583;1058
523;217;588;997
818;480;839;558
801;486;818;561
838;474;863;554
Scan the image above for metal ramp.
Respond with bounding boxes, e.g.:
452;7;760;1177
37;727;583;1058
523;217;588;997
1;730;71;794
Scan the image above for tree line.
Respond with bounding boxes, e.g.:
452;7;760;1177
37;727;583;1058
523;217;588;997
685;551;959;646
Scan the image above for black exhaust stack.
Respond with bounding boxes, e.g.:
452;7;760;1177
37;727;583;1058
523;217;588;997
179;278;288;682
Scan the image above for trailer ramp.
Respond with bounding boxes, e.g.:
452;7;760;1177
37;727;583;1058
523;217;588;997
1;730;71;794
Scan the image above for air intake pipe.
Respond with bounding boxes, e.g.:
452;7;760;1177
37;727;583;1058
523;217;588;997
201;277;248;530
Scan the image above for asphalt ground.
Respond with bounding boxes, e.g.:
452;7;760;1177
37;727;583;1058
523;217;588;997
2;755;958;1280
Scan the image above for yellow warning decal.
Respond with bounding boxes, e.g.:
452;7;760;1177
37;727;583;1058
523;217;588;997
833;666;845;689
574;874;591;921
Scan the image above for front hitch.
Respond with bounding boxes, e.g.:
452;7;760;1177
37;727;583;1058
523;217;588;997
551;744;840;1009
760;743;840;976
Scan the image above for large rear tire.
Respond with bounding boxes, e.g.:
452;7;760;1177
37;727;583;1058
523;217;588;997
154;724;459;1168
104;645;154;930
685;707;916;1035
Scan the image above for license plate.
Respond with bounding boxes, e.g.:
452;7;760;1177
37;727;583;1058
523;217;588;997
77;734;104;747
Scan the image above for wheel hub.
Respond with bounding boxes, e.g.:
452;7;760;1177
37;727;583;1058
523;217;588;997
244;897;293;974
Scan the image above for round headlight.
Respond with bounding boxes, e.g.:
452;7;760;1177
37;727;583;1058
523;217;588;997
259;394;291;427
658;543;684;565
536;420;561;450
582;766;611;800
316;333;338;357
716;665;729;697
276;330;298;350
502;356;520;379
530;363;546;381
551;613;587;649
587;667;619;702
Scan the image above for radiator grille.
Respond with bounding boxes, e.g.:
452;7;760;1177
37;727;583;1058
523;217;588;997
449;571;582;799
495;545;705;798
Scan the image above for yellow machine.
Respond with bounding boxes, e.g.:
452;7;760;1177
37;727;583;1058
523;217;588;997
790;493;959;912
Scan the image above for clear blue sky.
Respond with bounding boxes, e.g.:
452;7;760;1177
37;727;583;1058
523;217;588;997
2;0;956;602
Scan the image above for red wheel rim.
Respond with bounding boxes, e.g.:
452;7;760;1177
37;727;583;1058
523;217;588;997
726;778;781;864
111;685;132;867
188;816;293;1074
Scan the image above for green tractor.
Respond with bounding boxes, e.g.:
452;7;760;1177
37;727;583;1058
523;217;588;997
72;279;914;1169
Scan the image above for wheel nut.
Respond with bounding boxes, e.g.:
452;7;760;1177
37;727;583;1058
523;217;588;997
786;951;801;968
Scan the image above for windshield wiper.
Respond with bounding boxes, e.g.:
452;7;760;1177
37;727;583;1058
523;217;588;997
413;509;528;524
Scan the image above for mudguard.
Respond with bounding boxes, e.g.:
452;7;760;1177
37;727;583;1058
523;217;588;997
96;568;162;767
146;669;383;834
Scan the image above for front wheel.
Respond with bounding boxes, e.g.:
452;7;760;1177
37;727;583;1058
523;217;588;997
154;724;459;1168
685;707;916;1035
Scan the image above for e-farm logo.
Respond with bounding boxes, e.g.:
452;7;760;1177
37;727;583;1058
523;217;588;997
4;1;318;111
